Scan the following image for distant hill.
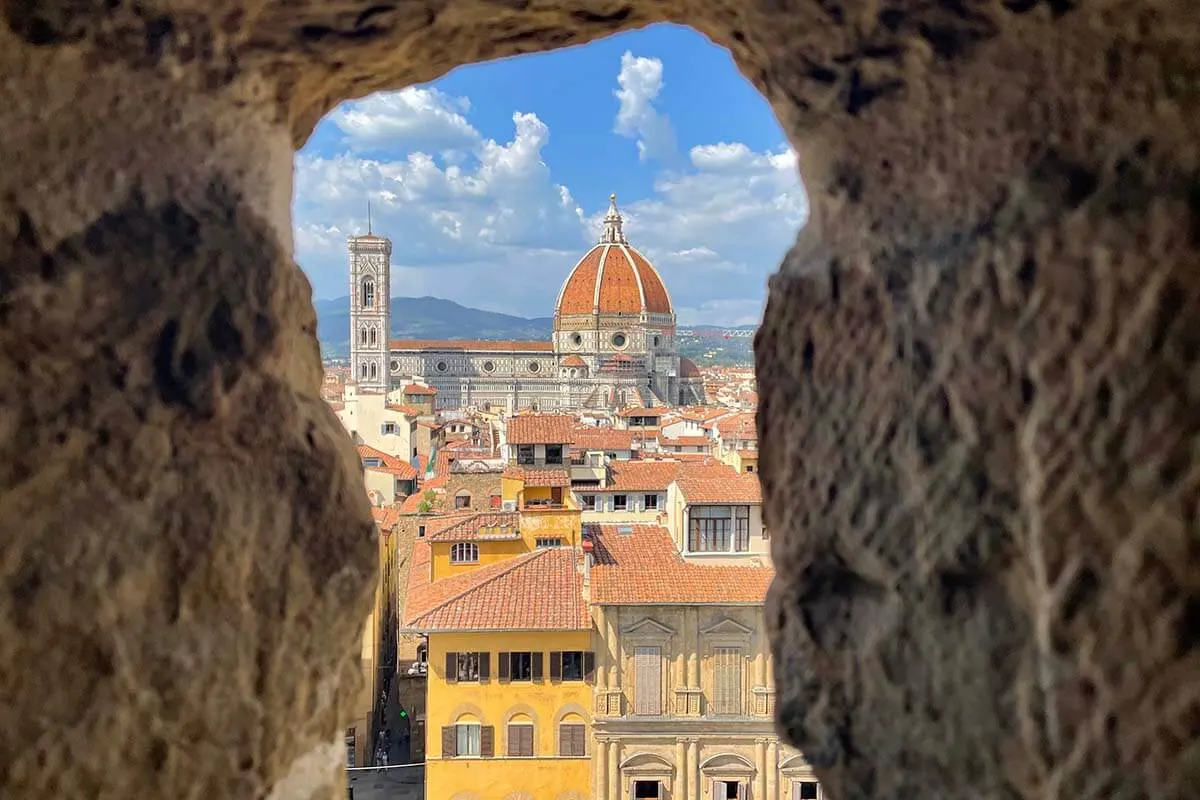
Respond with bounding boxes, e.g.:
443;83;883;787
316;296;756;364
316;296;553;358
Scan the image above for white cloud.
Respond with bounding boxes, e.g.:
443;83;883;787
294;56;808;327
614;52;677;164
675;298;768;328
331;87;480;152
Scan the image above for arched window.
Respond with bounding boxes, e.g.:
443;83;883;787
360;362;368;379
369;363;378;379
455;490;472;510
446;713;482;758
450;543;478;564
505;713;535;758
360;327;369;345
369;327;377;346
489;493;502;509
557;713;586;757
360;278;375;308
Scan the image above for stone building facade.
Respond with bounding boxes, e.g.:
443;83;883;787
349;195;706;412
588;524;820;800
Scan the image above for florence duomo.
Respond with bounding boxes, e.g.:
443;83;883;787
348;193;706;411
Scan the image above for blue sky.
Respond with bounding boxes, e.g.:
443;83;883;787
293;23;808;326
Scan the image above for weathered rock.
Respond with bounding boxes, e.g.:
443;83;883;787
0;0;1197;798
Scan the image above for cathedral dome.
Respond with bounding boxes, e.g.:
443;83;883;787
554;195;673;318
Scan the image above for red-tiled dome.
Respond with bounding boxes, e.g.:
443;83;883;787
679;357;702;378
555;195;673;318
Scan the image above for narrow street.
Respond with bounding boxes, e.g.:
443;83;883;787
347;765;423;800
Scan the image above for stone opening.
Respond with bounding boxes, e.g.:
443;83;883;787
2;2;1198;800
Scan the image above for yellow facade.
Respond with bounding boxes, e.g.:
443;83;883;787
429;499;580;581
426;631;594;800
431;537;530;579
720;448;759;475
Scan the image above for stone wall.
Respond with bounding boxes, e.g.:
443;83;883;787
1;1;1196;799
444;472;504;513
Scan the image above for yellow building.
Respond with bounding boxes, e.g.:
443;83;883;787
403;460;593;800
403;414;820;799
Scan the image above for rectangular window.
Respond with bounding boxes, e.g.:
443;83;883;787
455;723;480;756
455;494;471;510
716;780;747;799
545;444;564;465
507;724;534;757
613;494;628;511
363;457;382;468
633;779;662;798
503;652;533;681
559;723;587;757
549;651;593;682
745;465;755;473
712;647;743;715
489;494;502;509
445;651;490;683
688;506;732;552
382;422;396;434
417;525;425;539
535;537;565;548
450;543;478;564
734;506;751;552
516;445;536;465
345;728;356;768
633;645;662;715
793;781;822;800
644;494;659;510
580;494;597;511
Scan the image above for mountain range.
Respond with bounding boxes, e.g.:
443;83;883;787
315;295;756;361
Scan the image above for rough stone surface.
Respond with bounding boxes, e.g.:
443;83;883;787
1;0;1198;798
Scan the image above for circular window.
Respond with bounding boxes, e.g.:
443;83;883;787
390;359;400;372
436;361;448;373
571;333;583;347
528;361;541;373
482;360;495;373
611;332;628;348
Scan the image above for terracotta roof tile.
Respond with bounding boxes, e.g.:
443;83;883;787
556;243;672;316
357;444;418;478
426;511;521;542
404;544;588;631
365;462;419;479
606;461;681;492
617;406;667;418
713;412;757;439
571;426;636;451
386;404;424;416
596;247;648;314
661;435;713;447
626;247;673;315
589;524;772;605
674;462;762;503
403;383;438;395
391;339;553;352
560;355;587;367
505;466;571;487
506;414;576;444
400;491;443;514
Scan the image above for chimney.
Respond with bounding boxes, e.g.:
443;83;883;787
581;537;594;589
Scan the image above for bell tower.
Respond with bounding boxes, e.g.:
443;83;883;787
348;209;392;391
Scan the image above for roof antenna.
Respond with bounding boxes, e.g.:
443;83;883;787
367;198;373;235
